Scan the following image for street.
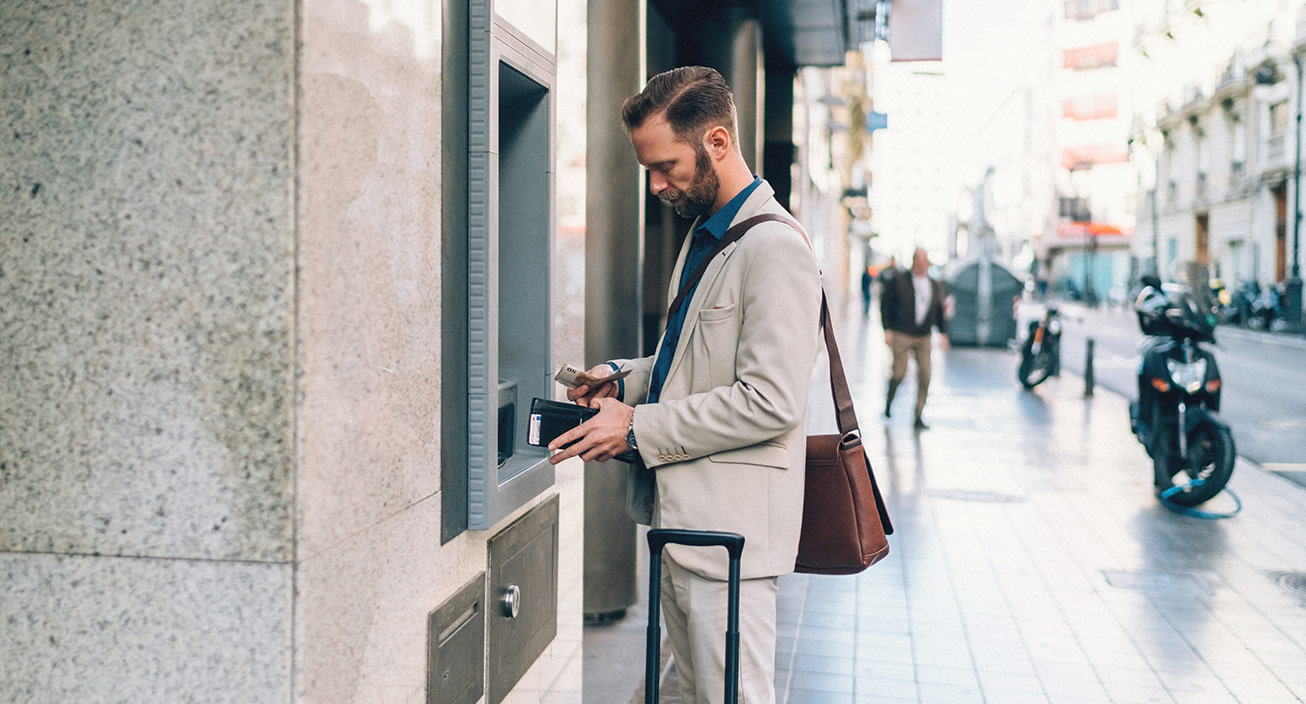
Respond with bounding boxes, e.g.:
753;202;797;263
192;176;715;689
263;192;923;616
1052;302;1306;484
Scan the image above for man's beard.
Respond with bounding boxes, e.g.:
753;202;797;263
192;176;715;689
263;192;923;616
658;147;719;219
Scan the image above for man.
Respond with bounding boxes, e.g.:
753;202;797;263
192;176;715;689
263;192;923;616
880;247;948;430
547;66;822;704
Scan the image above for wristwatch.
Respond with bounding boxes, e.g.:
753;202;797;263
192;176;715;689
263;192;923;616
625;415;638;452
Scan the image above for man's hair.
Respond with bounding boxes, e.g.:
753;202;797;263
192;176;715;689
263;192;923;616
620;66;737;147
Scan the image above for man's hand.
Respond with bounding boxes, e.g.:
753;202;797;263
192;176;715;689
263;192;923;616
884;330;894;347
939;334;950;351
547;397;635;464
566;364;621;408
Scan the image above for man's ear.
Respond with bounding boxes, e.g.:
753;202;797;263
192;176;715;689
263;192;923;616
703;125;731;160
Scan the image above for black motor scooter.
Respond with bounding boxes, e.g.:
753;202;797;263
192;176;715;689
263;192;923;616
1129;277;1235;506
1017;303;1061;390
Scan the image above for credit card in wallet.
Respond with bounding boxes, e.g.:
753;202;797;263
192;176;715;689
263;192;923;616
526;398;639;463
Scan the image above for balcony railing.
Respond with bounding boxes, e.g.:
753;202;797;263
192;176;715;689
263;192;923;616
1214;54;1246;96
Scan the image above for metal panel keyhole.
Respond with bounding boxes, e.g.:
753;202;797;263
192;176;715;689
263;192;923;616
501;585;521;618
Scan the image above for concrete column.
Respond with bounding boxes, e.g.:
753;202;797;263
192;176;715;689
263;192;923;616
583;0;644;618
729;16;764;172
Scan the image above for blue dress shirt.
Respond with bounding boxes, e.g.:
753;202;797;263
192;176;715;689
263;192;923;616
646;176;762;404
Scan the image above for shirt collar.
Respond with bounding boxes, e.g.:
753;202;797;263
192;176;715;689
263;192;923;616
695;176;762;241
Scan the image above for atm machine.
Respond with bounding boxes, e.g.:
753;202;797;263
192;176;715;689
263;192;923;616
435;2;562;703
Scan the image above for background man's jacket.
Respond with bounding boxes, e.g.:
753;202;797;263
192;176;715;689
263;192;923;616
880;270;947;336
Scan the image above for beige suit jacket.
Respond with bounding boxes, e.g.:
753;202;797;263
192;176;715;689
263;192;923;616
611;181;823;581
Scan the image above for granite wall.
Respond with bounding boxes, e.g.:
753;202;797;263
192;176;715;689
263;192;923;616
0;0;583;701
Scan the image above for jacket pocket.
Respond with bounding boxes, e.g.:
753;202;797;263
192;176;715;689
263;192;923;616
697;304;740;388
707;441;790;468
698;302;737;322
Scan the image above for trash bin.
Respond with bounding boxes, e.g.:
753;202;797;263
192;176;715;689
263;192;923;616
945;257;1022;347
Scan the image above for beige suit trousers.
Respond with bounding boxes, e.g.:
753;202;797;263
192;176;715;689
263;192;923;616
660;552;779;704
889;331;933;416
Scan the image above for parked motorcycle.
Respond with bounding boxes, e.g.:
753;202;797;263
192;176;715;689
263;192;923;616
1017;304;1061;389
1129;276;1235;506
1251;283;1282;330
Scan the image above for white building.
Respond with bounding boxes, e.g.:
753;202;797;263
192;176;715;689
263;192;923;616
868;48;953;264
1047;0;1138;304
1130;0;1306;306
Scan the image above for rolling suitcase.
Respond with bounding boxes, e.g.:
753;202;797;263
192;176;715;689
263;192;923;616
644;528;746;704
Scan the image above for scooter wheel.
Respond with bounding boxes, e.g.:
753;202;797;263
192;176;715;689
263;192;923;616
1018;351;1051;389
1166;423;1236;507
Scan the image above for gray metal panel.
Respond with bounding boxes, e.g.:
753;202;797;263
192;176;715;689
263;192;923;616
442;0;471;542
487;496;560;704
427;574;486;704
468;0;495;529
467;0;558;530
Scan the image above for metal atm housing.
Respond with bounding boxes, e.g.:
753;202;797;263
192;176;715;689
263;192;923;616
463;5;558;531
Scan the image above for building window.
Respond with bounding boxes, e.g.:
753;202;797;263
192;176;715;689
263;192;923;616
1062;94;1118;120
1064;0;1119;21
1270;99;1290;133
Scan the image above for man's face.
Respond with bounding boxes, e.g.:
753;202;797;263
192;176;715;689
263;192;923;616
912;249;930;275
629;114;719;219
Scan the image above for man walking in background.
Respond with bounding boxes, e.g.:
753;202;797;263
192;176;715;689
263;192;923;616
880;247;948;430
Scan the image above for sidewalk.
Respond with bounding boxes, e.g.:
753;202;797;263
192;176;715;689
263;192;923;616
585;309;1306;704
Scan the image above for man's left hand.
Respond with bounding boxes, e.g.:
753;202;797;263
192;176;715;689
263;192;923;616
547;397;635;464
939;334;950;350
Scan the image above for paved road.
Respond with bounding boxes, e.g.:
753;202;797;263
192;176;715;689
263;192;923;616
1049;302;1306;481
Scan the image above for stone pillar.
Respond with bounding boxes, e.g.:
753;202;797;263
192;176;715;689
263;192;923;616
0;2;296;699
1;1;586;701
730;17;765;173
583;0;645;619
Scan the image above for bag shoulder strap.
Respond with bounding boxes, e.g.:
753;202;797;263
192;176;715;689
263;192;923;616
819;294;859;434
774;218;860;436
665;213;792;321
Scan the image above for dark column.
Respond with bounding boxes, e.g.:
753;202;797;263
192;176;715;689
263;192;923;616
583;0;644;619
764;66;796;210
696;10;763;172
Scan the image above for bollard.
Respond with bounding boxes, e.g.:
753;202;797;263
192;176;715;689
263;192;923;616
1084;338;1095;397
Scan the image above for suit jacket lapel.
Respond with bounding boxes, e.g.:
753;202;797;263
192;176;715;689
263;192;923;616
661;181;777;393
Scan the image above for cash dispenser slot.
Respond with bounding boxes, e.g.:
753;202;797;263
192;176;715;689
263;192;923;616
496;379;517;467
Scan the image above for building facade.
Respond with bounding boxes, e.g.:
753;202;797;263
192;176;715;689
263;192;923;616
869;51;953;263
1129;0;1306;316
1049;0;1137;304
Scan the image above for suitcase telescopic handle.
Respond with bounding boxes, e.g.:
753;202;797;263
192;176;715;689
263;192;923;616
647;528;745;559
645;529;745;704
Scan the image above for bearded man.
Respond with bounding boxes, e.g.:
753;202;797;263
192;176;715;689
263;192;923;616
547;66;822;704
